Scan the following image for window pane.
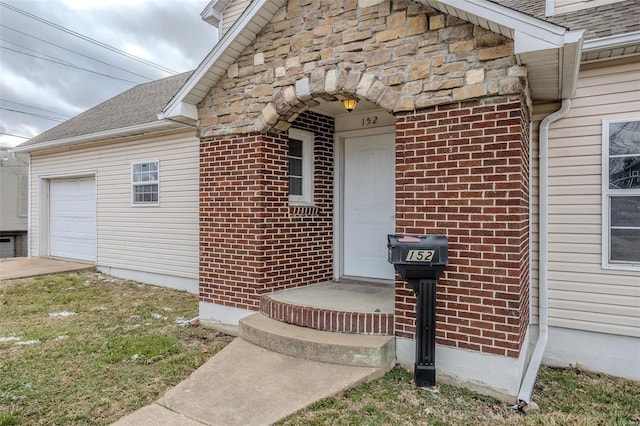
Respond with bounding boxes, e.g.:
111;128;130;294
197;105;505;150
609;157;640;189
134;184;158;204
609;121;640;156
289;157;303;177
610;228;640;262
133;162;159;183
289;139;303;158
290;177;302;196
611;196;640;227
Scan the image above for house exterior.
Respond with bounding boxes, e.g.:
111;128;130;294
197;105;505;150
162;0;638;400
0;145;28;258
14;0;639;402
14;73;201;293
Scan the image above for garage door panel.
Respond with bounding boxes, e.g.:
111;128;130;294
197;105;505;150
50;178;96;261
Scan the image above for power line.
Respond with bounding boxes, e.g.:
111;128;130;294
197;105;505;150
0;98;72;118
1;45;141;85
1;37;78;68
0;132;30;139
0;2;178;75
0;107;66;122
1;24;154;82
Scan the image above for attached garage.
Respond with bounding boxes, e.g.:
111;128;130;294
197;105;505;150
49;177;96;262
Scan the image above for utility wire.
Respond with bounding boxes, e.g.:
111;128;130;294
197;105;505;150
1;45;140;85
1;24;154;82
0;2;178;75
1;37;78;68
1;107;66;122
0;98;72;118
0;132;30;139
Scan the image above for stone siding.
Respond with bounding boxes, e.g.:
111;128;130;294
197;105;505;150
198;0;528;137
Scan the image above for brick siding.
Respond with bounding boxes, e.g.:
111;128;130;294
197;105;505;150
200;111;335;311
395;97;530;357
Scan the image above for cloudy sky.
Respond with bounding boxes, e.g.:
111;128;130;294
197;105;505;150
0;0;217;147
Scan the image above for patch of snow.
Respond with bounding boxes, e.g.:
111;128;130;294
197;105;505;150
16;340;40;345
175;317;190;326
49;311;76;318
151;313;167;321
56;335;69;340
0;336;20;343
131;354;140;361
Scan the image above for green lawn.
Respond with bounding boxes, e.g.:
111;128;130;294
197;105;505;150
0;272;232;425
1;272;638;425
280;366;640;425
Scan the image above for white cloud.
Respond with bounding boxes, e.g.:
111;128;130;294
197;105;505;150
0;0;216;147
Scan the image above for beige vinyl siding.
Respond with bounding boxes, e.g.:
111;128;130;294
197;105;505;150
30;131;199;280
222;0;251;35
531;59;640;338
553;0;624;15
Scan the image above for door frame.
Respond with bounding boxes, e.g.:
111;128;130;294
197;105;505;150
333;125;395;283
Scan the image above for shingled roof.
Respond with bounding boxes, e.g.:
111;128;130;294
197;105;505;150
18;71;193;149
493;0;640;40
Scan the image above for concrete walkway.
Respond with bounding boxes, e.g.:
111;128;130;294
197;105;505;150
0;257;95;281
113;338;385;426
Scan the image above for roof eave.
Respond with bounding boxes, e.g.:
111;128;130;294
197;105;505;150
13;120;188;153
581;31;640;63
163;0;285;121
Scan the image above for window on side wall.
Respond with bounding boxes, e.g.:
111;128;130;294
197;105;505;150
602;118;640;269
132;160;159;206
288;128;314;206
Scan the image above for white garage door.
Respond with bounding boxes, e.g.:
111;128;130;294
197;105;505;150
50;177;96;261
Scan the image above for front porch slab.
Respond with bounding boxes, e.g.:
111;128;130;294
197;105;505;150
260;281;395;335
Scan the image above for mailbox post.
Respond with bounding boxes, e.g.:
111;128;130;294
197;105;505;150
388;234;448;388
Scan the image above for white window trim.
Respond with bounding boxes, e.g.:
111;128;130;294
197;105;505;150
131;160;160;206
601;117;640;271
288;128;314;206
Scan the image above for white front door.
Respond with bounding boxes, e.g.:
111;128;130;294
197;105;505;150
50;177;96;261
343;133;395;280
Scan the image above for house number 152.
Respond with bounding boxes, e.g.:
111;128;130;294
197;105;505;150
361;116;378;126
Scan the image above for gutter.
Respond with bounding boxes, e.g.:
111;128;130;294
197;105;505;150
12;120;185;154
517;98;572;405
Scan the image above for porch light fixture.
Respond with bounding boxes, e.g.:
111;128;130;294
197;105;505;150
342;98;358;113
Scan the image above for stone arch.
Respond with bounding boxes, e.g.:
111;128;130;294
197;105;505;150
256;67;396;134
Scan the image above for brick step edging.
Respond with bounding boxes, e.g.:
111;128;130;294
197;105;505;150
260;294;394;336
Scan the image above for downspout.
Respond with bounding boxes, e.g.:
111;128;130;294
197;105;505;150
517;98;572;405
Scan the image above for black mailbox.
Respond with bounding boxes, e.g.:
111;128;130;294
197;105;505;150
388;234;448;389
387;234;448;284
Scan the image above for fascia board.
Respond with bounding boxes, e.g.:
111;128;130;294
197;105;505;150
583;31;640;52
159;101;198;122
200;0;232;28
13;121;185;153
560;31;585;99
432;0;569;48
163;0;280;120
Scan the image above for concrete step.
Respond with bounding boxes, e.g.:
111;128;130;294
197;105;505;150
239;313;396;369
260;281;394;335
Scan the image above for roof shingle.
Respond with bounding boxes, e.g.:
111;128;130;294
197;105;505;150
20;71;192;147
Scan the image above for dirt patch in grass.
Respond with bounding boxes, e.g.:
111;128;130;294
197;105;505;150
279;365;640;425
0;272;232;425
